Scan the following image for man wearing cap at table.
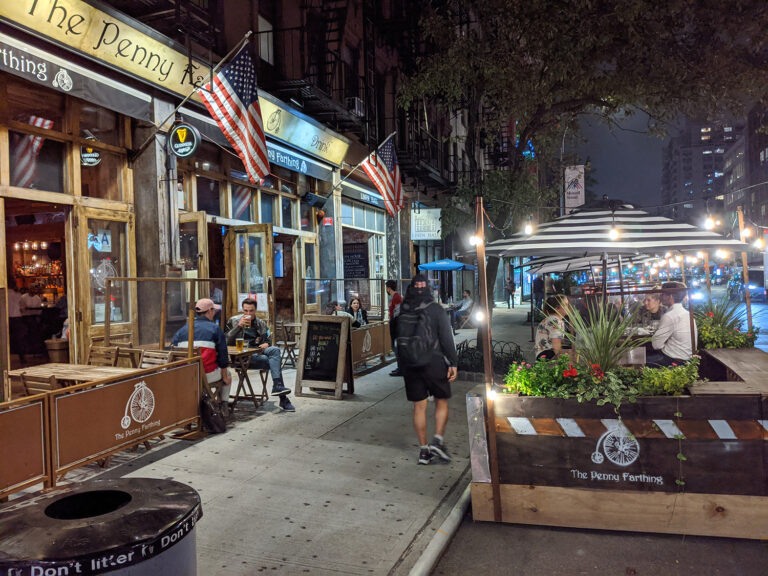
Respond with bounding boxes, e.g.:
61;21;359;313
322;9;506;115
172;298;231;410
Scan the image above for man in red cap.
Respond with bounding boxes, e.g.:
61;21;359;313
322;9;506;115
172;298;231;407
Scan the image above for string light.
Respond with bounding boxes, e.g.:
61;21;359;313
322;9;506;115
608;226;619;240
469;235;483;246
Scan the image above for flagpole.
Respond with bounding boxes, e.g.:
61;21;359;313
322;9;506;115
129;30;253;161
334;131;397;189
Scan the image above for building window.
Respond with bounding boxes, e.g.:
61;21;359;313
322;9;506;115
300;201;315;232
260;192;276;224
258;15;274;65
9;130;65;193
80;149;124;201
281;196;295;228
88;219;129;325
232;184;255;220
80;104;121;147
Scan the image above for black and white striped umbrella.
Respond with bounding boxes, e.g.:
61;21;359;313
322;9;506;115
523;254;649;274
488;202;748;258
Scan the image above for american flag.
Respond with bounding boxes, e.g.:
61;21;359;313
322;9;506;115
232;185;253;220
11;116;54;188
360;135;403;216
199;47;269;185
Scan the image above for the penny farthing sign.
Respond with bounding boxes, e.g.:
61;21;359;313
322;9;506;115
168;122;200;158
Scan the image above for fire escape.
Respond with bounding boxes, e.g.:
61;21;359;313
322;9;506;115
272;0;369;142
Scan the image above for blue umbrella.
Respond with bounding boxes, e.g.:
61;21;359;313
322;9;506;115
418;258;477;271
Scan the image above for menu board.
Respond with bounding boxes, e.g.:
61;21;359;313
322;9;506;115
343;243;369;279
295;315;354;399
303;321;343;381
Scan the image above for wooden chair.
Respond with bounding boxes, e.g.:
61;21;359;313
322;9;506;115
117;348;144;368
20;373;59;396
87;345;120;367
457;304;475;330
275;321;298;368
139;350;173;370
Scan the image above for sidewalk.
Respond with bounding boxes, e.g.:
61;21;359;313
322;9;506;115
70;361;475;575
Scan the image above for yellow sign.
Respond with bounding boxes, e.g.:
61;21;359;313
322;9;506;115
0;0;206;97
0;0;350;165
260;94;349;166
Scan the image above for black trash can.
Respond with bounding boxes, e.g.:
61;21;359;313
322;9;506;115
0;478;202;575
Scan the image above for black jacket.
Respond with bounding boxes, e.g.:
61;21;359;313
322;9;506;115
347;308;368;328
225;314;271;346
394;299;458;367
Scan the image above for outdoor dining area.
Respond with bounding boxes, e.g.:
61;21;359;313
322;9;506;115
465;198;768;539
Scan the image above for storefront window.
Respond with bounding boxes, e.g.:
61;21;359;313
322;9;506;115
8;80;64;131
353;203;365;228
87;219;130;325
300;201;315;232
304;242;317;304
365;207;376;230
80;149;124;201
194;142;221;173
237;234;266;293
260;192;276;224
197;177;221;216
9;130;65;193
80;104;121;146
281;197;295;228
376;211;385;233
341;201;353;225
232;185;254;221
179;222;200;274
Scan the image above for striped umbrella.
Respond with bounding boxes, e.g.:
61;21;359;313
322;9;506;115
523;254;650;274
487;202;748;258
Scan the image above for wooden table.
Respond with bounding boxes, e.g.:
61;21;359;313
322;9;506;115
8;363;139;386
700;348;768;384
227;346;267;410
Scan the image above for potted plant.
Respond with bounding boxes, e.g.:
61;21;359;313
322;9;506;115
694;298;758;349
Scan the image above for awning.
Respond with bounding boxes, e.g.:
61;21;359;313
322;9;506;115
487;201;748;258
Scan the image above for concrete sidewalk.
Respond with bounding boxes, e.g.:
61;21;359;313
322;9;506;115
83;363;475;575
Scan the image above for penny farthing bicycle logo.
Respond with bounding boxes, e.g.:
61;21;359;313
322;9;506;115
121;381;156;429
362;330;372;353
591;422;640;467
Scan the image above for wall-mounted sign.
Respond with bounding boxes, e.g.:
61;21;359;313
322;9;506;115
341;182;386;210
565;165;586;209
80;139;102;167
411;208;442;241
168;123;200;158
323;216;334;227
266;142;333;181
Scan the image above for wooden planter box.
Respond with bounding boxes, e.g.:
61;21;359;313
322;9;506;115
470;390;768;539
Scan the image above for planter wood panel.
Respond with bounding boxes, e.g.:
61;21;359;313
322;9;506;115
473;391;768;538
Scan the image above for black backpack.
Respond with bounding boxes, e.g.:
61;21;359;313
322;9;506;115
200;394;227;434
395;304;438;368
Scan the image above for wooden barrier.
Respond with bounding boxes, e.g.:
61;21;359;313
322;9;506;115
349;322;394;372
49;360;201;483
0;394;50;499
471;390;768;539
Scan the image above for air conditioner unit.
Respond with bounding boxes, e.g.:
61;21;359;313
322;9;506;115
346;97;365;118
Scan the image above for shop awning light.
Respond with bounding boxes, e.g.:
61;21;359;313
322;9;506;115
608;226;619;241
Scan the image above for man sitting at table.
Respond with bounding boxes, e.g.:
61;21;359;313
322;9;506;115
226;298;295;412
647;282;696;367
636;291;667;327
172;298;231;410
451;290;473;333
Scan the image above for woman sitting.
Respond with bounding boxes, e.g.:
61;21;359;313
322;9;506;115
535;294;570;361
347;297;369;328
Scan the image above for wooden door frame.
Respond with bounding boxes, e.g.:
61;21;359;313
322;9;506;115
301;237;321;316
72;205;138;361
224;223;274;331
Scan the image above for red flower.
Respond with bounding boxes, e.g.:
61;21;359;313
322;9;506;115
562;365;579;378
671;363;678;367
590;363;605;379
706;311;714;317
735;328;741;333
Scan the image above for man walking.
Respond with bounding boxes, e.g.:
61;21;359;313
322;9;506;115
532;275;545;311
172;298;231;411
505;275;516;309
393;274;457;465
386;280;403;377
226;298;295;412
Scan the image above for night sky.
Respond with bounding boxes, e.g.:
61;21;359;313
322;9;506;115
576;112;670;209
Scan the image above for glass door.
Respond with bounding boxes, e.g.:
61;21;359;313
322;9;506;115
302;238;320;314
179;211;210;300
73;206;137;360
224;224;274;328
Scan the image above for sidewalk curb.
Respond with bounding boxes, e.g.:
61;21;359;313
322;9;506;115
407;483;472;576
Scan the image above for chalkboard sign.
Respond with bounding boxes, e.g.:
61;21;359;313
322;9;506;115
343;243;369;279
295;315;354;399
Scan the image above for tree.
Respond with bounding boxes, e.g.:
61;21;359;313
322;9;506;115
400;0;768;304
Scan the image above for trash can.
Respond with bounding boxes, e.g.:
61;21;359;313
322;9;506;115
0;478;202;575
44;338;69;363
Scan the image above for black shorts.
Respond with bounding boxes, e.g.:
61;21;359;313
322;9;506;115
403;357;452;402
